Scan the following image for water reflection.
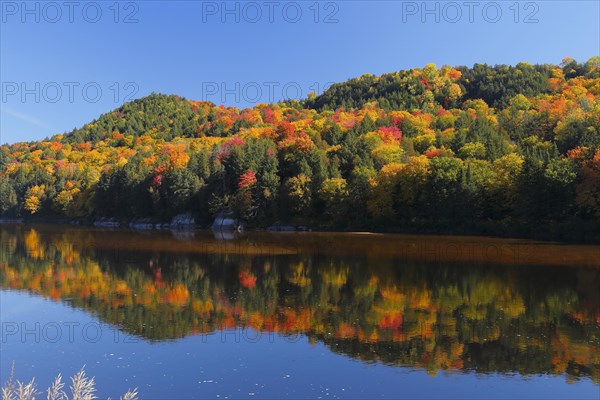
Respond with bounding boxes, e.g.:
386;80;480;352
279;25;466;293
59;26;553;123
1;225;599;384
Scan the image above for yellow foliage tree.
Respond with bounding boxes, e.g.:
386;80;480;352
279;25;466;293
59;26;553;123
24;185;45;214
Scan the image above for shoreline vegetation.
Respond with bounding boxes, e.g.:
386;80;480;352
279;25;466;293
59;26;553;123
1;365;137;400
1;59;600;243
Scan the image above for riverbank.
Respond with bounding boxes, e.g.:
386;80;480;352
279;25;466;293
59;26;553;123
3;214;600;244
2;222;600;269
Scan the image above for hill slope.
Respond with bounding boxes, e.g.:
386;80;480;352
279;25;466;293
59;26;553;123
1;58;599;240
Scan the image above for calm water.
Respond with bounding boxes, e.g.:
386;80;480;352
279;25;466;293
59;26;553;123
1;224;599;399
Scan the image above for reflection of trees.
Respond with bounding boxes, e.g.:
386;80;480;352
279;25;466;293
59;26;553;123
1;226;599;384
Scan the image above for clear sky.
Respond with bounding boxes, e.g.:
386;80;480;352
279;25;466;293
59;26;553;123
1;0;599;144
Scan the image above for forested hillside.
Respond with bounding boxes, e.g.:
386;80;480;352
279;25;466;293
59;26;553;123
1;58;599;239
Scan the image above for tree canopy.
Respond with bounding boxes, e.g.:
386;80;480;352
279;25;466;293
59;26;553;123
1;58;599;239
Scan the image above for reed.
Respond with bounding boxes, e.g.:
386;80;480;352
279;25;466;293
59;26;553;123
2;364;138;400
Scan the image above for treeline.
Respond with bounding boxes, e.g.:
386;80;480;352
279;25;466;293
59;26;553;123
1;58;599;239
306;58;600;111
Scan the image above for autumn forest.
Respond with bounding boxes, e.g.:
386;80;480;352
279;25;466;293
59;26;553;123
1;59;600;240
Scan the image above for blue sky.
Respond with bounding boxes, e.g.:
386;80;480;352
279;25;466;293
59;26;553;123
1;0;599;144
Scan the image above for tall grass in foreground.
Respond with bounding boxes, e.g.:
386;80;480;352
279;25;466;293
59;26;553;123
1;364;138;400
